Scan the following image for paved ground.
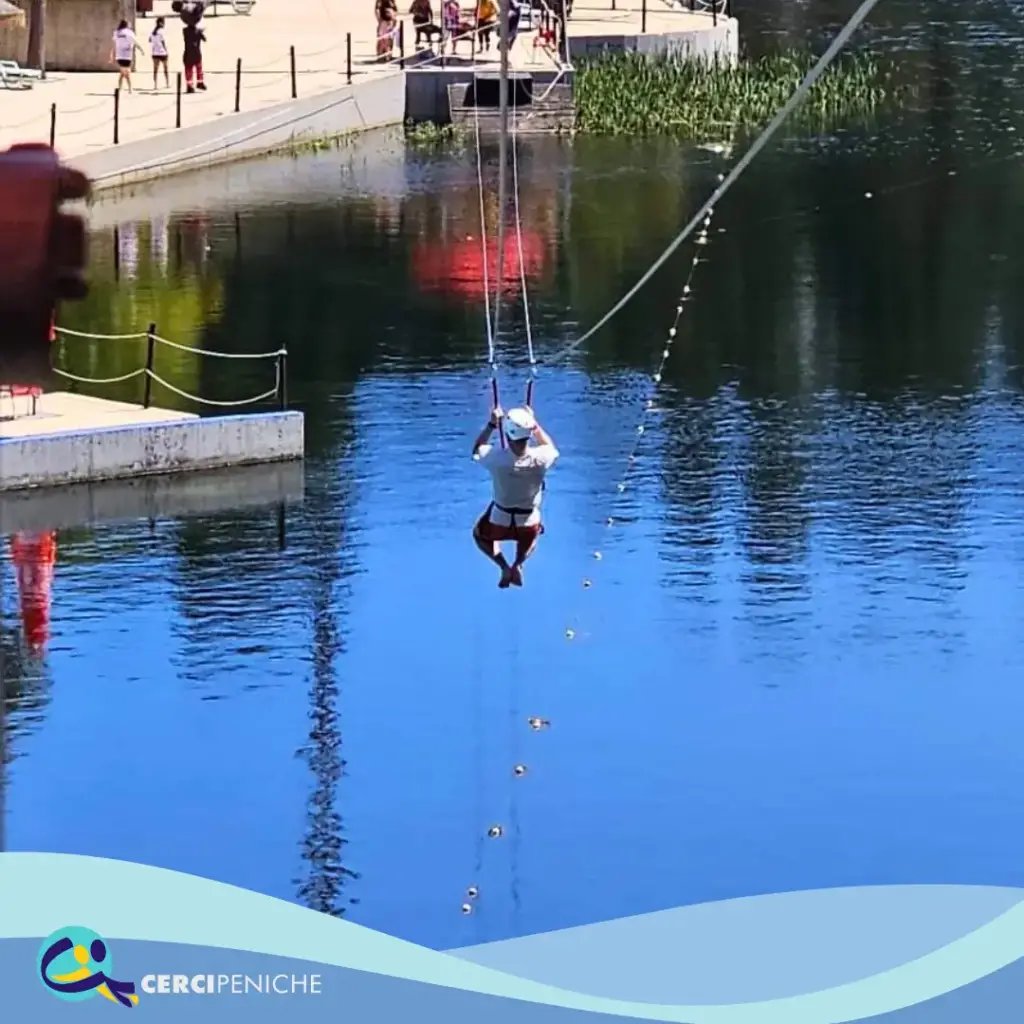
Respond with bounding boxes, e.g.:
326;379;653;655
0;0;559;160
0;392;194;437
0;0;722;161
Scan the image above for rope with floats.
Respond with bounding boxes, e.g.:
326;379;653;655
543;0;884;367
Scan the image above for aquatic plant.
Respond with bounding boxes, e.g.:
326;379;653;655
575;50;912;140
404;119;469;150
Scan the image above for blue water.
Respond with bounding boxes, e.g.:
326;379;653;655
5;0;1024;953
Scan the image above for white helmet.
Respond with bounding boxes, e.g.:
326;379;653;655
504;407;536;442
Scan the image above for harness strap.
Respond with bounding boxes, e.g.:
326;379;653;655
491;501;537;535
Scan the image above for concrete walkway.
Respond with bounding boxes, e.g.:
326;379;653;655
0;0;565;162
0;0;729;165
0;392;194;438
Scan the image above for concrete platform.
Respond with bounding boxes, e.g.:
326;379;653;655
0;393;303;491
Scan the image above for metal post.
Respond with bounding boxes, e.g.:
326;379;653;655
276;349;288;411
398;20;405;69
39;0;47;79
48;102;56;147
277;502;286;550
290;44;297;98
641;0;647;33
113;87;120;144
143;322;156;408
346;32;352;83
234;57;242;113
712;0;716;26
175;72;182;127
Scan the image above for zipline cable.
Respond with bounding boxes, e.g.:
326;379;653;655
472;69;506;447
511;75;538;408
544;0;884;367
493;0;512;347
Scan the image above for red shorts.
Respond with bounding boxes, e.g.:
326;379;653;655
474;506;544;544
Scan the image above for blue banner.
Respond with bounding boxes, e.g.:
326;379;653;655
4;853;1024;1022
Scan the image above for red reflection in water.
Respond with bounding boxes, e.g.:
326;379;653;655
412;231;547;300
8;531;56;653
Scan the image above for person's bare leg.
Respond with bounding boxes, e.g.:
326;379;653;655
473;529;513;587
510;531;540;587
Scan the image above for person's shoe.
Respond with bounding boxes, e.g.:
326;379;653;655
510;564;524;587
197;82;207;91
186;85;195;93
498;565;513;589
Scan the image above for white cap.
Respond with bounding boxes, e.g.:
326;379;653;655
504;407;535;442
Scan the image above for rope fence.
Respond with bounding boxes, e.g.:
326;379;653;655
50;324;288;412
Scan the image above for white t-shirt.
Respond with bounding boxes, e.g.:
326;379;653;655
474;442;559;526
149;28;168;57
113;29;138;62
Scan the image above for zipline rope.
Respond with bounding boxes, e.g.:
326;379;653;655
543;0;884;367
471;68;506;446
511;75;538;406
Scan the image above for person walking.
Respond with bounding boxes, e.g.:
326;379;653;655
110;19;144;93
375;0;399;59
149;16;170;90
182;18;206;93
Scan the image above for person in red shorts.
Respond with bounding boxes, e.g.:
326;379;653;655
472;405;559;588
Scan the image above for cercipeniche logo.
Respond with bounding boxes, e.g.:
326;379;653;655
37;927;139;1008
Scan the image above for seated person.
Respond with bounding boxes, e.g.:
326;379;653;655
410;0;442;45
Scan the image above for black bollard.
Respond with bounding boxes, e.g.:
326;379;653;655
234;57;242;112
49;102;56;147
175;72;182;127
290;44;297;98
277;349;288;411
641;0;647;33
113;88;120;144
143;323;156;408
399;20;405;69
346;32;352;83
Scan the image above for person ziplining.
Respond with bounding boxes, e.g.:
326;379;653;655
472;405;558;589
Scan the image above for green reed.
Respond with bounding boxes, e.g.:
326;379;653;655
575;50;911;140
405;120;470;149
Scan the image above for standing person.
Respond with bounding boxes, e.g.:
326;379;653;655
149;16;170;90
375;0;398;60
475;0;497;51
182;17;206;93
507;0;522;49
110;19;144;93
471;405;559;588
